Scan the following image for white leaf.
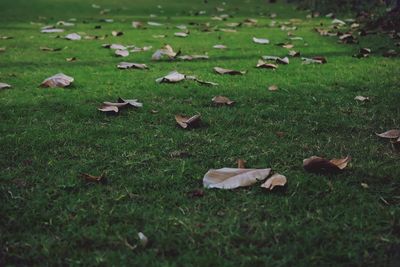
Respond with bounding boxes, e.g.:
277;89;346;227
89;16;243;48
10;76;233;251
203;168;271;189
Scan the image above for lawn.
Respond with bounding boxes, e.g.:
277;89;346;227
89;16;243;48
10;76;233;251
0;0;399;266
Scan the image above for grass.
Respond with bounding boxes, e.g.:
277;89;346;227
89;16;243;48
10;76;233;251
0;0;399;266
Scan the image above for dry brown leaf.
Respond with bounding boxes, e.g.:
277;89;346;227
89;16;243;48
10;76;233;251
261;173;287;190
203;168;271;189
0;82;11;90
117;62;148;70
303;156;351;174
175;114;201;129
115;49;129;57
80;173;106;183
194;78;218;86
212;96;235;106
0;47;5;52
376;129;400;139
214;67;246;75
40;73;74;88
237;159;246;168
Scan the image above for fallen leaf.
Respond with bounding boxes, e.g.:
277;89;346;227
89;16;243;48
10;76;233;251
0;36;13;39
178;55;209;61
66;57;77;62
376;129;400;139
214;67;246;75
117;62;148;69
130;46;152;53
80;173;106;183
187;189;205;198
147;21;163;26
40;46;62;52
156;71;186;83
174;32;188;37
261;173;287;190
303;156;351;174
256;60;278;69
0;82;11;90
354;96;369;102
212;96;235;106
288;50;301;57
268;85;278;91
41;28;64;33
361;183;369;189
132;21;143;28
112;31;123;36
152;44;180;60
302;57;327;64
0;47;5;52
115;49;129;57
213;44;227;49
98;104;119;114
203;168;271;189
332;18;346;25
237;159;246;168
383;50;397;57
253;37;270;44
40;73;74;88
102;98;143;109
262;56;289;65
138;232;148;247
175;114;201;129
194;78;218;86
65;33;81;40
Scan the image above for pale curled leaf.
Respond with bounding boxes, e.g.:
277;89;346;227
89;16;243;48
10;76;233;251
253;37;270;44
151;44;179;60
203;168;271;189
261;173;287;190
156;71;186;83
138;232;148;247
0;82;12;90
40;73;74;88
175;114;201;129
256;60;277;69
354;96;369;102
117;62;148;70
115;49;129;57
98;104;119;114
376;129;400;139
212;96;235;106
65;33;81;40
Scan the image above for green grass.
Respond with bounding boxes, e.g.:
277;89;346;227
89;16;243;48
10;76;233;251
1;0;399;266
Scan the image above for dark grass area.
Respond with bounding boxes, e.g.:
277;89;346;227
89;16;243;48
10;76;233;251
0;0;399;266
